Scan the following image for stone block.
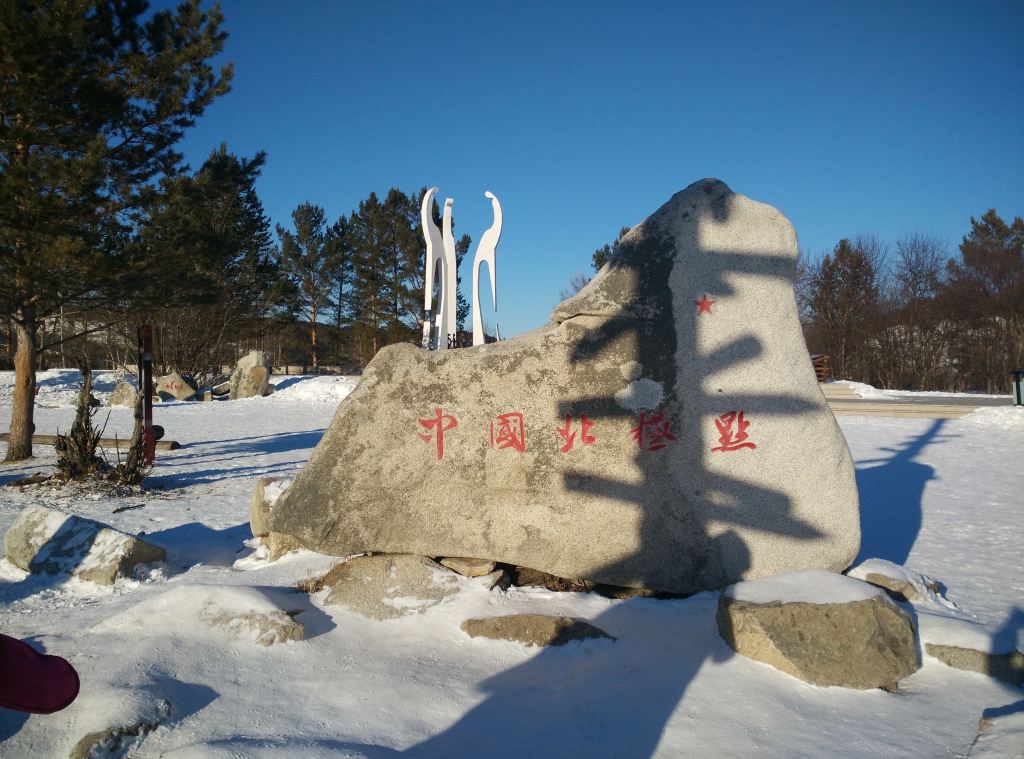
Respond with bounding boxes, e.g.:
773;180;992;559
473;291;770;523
716;570;919;689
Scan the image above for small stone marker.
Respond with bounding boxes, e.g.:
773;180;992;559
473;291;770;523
4;504;165;585
265;179;861;595
154;371;197;401
716;570;919;689
461;614;613;647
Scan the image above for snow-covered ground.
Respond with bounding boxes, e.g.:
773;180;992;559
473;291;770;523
843;380;1014;402
1;370;1021;757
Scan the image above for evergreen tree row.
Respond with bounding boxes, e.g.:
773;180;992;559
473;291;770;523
798;212;1024;393
275;189;471;369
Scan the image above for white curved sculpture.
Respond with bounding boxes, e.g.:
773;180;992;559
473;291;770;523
471;191;502;347
420;189;459;350
420;188;443;349
440;199;458;349
421;188;502;350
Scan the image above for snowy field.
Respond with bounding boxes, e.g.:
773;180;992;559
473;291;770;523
1;369;1022;757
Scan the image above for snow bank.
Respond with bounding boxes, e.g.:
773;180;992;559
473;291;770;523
269;375;360;404
958;405;1024;431
92;583;307;646
723;570;881;604
838;380;1011;401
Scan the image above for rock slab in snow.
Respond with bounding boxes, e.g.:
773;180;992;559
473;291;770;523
323;554;458;620
4;504;165;585
925;644;1024;687
439;556;497;577
461;614;613;647
716;570;919;689
967;703;1024;757
268;179;860;595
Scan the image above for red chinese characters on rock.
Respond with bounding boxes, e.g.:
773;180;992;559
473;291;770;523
631;411;677;451
491;412;526;452
556;415;596;453
418;407;458;460
711;411;756;452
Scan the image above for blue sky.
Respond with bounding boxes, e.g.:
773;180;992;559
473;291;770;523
166;1;1024;338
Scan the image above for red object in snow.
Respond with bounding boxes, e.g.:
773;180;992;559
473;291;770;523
0;634;80;714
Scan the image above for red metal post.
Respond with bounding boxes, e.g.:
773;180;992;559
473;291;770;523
138;325;155;464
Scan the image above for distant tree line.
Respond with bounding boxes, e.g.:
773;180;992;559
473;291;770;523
577;214;1022;394
799;212;1023;393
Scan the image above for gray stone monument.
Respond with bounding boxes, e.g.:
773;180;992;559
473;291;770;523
262;179;860;595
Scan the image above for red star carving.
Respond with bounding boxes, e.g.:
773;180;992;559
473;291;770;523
695;294;715;315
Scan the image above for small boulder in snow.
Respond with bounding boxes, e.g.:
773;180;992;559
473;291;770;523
107;380;138;408
200;608;304;647
69;699;171;759
846;558;943;602
92;584;306;647
716;570;919;689
4;504;165;586
323;554;459;621
461;614;613;647
917;612;1024;687
926;644;1023;687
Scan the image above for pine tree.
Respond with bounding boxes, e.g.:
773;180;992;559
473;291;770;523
942;210;1024;391
808;239;881;380
111;145;281;383
276;203;340;370
0;0;231;461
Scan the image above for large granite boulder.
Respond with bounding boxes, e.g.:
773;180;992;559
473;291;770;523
107;380;138;408
229;350;273;399
266;179;860;595
716;570;919;688
4;504;165;585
